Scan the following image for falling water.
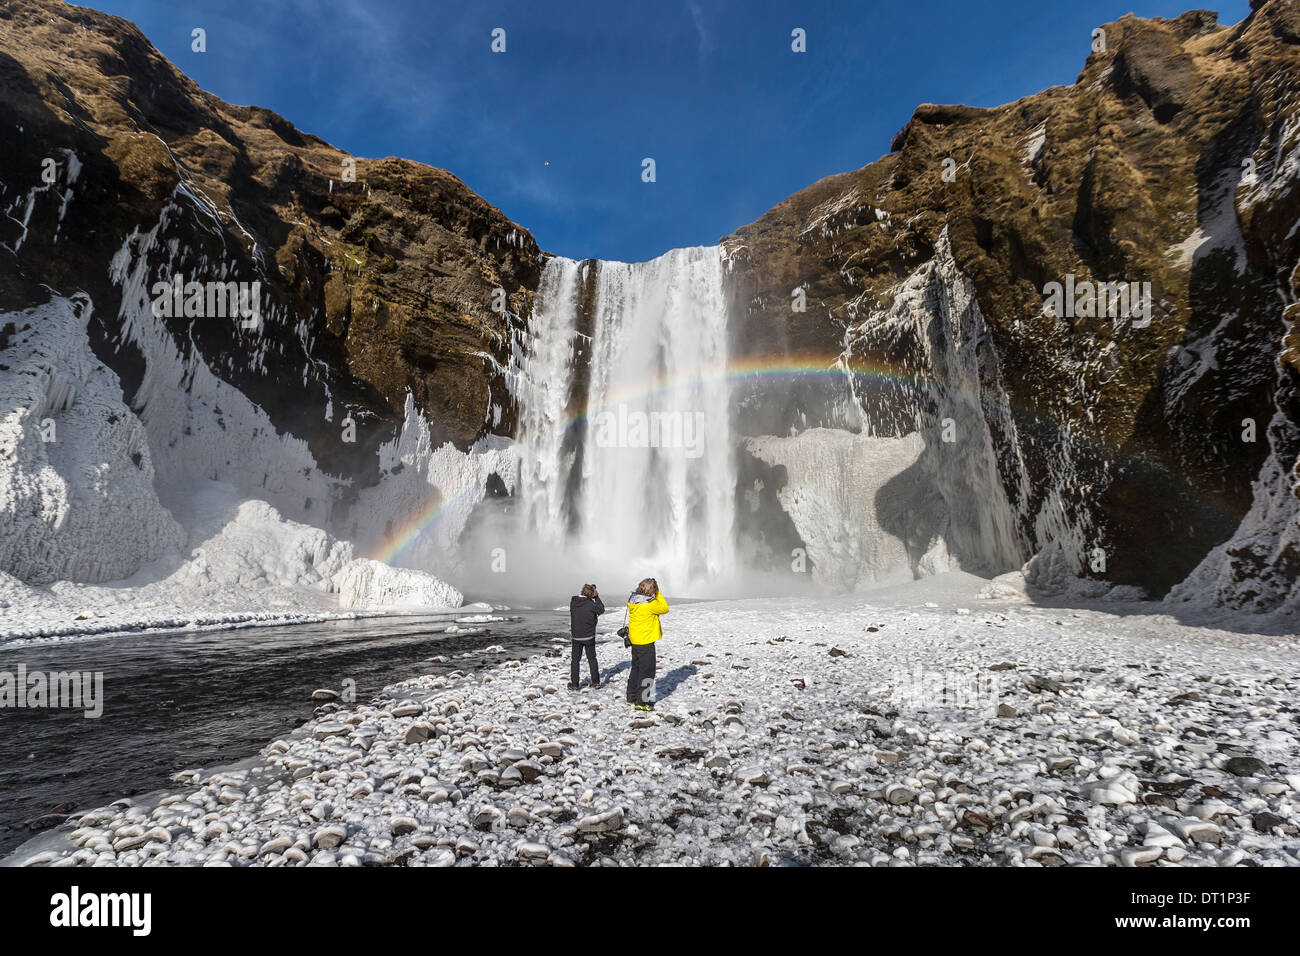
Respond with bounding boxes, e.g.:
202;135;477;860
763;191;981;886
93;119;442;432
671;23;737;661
515;247;736;594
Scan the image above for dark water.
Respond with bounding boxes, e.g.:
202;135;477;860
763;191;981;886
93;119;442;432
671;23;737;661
0;611;567;856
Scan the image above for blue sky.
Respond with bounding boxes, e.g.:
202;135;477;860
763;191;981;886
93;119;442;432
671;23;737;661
92;0;1251;262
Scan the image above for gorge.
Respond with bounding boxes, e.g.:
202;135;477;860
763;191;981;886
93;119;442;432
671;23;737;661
1;0;1298;632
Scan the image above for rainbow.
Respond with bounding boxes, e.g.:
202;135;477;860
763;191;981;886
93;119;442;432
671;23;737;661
367;354;928;565
369;486;458;566
555;354;934;430
367;351;1240;571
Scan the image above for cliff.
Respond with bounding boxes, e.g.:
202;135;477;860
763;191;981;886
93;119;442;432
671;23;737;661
723;1;1300;611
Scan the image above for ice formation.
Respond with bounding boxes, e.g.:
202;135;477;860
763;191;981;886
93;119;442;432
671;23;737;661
0;296;185;585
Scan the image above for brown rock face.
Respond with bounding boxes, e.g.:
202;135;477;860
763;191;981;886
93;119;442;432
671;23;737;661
0;0;542;478
723;2;1300;601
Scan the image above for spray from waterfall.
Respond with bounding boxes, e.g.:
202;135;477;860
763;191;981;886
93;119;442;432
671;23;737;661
472;247;739;602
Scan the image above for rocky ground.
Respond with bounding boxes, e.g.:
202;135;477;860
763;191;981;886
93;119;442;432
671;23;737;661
9;579;1299;867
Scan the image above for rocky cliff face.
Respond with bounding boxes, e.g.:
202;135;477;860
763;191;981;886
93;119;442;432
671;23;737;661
0;0;542;477
723;0;1300;613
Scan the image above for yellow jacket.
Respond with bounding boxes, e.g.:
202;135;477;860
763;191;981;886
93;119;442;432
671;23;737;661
626;592;669;645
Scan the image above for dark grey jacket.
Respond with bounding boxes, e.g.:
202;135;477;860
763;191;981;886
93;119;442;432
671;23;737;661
569;595;606;641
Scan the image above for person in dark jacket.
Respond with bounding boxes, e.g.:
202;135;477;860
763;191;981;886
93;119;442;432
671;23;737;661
568;583;605;690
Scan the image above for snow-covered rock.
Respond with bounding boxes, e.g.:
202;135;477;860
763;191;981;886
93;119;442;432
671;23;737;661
335;559;461;611
0;297;185;584
1168;428;1300;627
0;479;461;639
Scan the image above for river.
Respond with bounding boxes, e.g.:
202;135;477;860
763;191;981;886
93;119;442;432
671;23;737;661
0;610;567;856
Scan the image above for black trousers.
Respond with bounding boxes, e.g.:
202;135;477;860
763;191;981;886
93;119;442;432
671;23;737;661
570;639;599;686
626;642;657;705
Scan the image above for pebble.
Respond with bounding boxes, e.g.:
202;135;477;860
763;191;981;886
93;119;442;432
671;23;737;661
404;723;433;744
578;809;624;833
1251;811;1287;833
1224;756;1270;777
517;842;550;861
474;807;505;832
313;825;347;849
312;722;349;741
1142;822;1182;849
886;784;917;805
1120;846;1162;867
515;760;544;782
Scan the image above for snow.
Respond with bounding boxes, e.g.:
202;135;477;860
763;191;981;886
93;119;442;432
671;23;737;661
799;186;880;240
839;228;1030;576
0;178;508;635
336;559;461;612
745;429;939;589
108;205;341;530
1021;123;1046;167
109;191;512;583
0;297;185;585
10;574;1297;867
0;479;462;641
1168;416;1300;627
1165;168;1246;273
0;289;465;640
1240;112;1300;216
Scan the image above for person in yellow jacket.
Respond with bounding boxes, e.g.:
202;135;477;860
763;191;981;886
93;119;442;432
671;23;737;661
624;577;668;710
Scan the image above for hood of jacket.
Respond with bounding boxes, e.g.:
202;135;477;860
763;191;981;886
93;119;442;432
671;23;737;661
627;592;653;604
571;595;596;609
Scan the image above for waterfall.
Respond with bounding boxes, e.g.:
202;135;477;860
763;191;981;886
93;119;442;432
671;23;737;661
515;246;736;595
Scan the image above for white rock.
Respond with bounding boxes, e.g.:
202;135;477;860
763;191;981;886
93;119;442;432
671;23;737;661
578;809;624;833
1120;846;1162;867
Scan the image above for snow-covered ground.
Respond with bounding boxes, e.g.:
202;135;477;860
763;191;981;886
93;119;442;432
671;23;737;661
10;573;1297;867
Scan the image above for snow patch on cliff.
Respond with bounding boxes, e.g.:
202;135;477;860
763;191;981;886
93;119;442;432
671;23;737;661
0;296;185;584
744;429;943;590
108;207;341;528
106;195;494;586
1167;414;1300;626
1166;167;1246;273
1021;122;1046;167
